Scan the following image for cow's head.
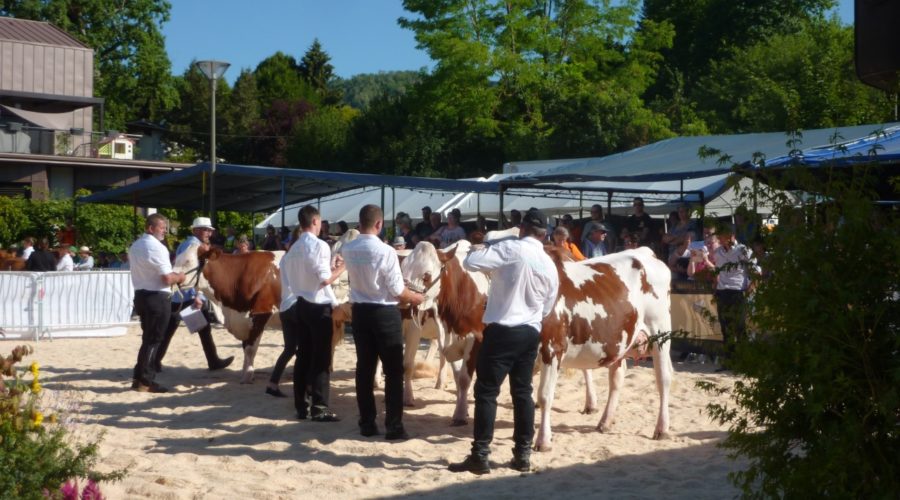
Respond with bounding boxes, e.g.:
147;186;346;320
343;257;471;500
401;241;444;310
172;242;212;295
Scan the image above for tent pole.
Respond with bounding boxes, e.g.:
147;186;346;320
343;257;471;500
499;185;506;228
699;191;706;219
578;191;584;219
280;175;286;229
477;192;481;217
380;186;385;235
391;187;396;234
606;191;612;218
680;179;684;202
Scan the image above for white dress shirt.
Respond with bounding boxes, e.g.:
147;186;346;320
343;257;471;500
714;243;759;291
74;255;94;270
464;236;559;332
129;233;173;292
56;253;74;272
342;234;405;305
280;231;336;310
21;246;34;260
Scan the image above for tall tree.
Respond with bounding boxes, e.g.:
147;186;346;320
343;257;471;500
0;0;178;128
298;38;341;104
220;69;261;164
164;62;232;162
694;18;894;133
334;70;423;110
254;51;318;109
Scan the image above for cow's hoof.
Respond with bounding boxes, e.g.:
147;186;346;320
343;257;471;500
580;407;599;415
653;430;671;440
597;422;613;433
533;442;552;453
404;401;416;408
450;418;468;427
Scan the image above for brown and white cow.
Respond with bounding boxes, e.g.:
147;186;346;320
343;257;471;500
401;239;489;425
174;244;282;384
535;246;673;451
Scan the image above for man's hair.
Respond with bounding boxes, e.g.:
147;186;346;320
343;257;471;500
717;222;735;235
37;238;50;250
359;204;383;230
553;226;569;239
23;236;34;245
299;205;320;229
591;204;603;213
146;213;167;228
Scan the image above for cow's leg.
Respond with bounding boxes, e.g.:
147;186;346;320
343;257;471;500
240;314;270;384
581;369;599;414
535;357;559;452
651;338;673;440
402;317;422;407
433;315;448;390
449;334;475;426
597;358;626;433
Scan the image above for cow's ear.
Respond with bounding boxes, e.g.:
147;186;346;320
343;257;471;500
438;245;457;263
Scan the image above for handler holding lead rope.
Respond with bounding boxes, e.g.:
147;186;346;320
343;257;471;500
449;208;559;474
342;204;424;440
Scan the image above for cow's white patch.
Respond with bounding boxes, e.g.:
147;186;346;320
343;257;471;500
571;297;608;322
563;260;602;290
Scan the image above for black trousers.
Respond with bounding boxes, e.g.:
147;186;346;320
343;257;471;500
271;304;300;385
715;289;747;359
132;290;172;385
352;303;404;432
295;298;334;415
158;300;223;369
472;323;541;458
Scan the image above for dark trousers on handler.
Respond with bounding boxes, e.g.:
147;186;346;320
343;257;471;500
271;305;300;387
295;298;335;417
715;289;747;360
132;290;172;385
156;300;228;371
351;303;404;433
472;323;541;459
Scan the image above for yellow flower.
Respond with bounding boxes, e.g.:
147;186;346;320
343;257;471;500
30;361;40;376
31;379;41;394
31;411;43;427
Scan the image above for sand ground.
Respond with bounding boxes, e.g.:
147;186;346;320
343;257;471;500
5;324;742;499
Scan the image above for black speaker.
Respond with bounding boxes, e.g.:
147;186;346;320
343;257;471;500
855;0;900;91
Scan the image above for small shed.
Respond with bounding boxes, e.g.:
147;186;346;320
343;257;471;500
96;134;135;160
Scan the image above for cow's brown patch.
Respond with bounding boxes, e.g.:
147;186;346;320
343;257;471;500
633;257;658;298
436;256;486;338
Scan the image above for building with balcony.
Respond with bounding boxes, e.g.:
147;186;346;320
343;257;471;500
0;17;184;199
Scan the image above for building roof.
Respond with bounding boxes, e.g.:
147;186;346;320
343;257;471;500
0;17;87;49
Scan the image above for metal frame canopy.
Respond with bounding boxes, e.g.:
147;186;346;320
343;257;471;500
77;162;501;213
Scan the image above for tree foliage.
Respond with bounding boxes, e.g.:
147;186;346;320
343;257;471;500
334;70;423;110
703;158;900;497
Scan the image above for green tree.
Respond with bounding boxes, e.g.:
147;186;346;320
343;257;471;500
287;106;358;170
299;39;342;105
164;62;233;163
220;69;262;164
254;52;319;110
0;196;32;248
694;18;894;133
0;0;178;128
74;190;142;254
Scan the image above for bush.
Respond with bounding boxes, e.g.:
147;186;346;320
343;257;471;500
703;162;900;498
0;346;125;499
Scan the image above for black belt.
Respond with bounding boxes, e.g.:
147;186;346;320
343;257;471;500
136;289;171;296
352;302;396;309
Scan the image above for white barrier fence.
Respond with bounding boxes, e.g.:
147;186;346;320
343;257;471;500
0;271;135;340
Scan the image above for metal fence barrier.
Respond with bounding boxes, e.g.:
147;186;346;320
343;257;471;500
0;271;135;341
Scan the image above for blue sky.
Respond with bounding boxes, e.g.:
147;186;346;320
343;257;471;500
163;0;854;84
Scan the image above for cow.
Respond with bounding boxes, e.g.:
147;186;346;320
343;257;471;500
534;246;673;451
174;244;282;384
0;250;26;271
401;239;489;425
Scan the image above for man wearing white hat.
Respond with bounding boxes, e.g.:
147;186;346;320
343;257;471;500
154;216;234;373
74;246;94;270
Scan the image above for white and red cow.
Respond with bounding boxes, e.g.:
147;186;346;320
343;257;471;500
534;246;673;451
401;239;489;425
174;244;282;383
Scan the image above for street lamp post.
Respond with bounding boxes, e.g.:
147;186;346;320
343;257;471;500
194;60;230;227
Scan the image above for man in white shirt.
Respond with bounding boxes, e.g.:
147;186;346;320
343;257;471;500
129;213;187;393
449;209;559;475
20;237;35;261
279;205;345;421
56;246;75;271
713;224;760;371
74;246;94;270
342;204;424;440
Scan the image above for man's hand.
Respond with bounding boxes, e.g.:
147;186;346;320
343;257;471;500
408;292;424;307
192;296;203;309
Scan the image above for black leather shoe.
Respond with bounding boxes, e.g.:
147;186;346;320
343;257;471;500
385;428;410;441
510;455;531;472
448;454;491;475
209;356;234;371
265;387;288;398
359;422;379;437
311;409;341;422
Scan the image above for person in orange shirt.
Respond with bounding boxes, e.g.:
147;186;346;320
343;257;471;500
551;226;585;261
